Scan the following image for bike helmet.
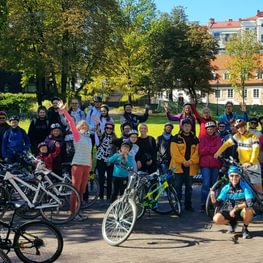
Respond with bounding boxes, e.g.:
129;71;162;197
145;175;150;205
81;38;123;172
50;123;62;130
128;130;138;136
0;111;7;117
205;121;216;129
93;95;102;102
164;122;174;129
38;142;48;150
9;115;19;122
182;118;193;126
228;165;241;176
121;141;131;148
234;119;246;128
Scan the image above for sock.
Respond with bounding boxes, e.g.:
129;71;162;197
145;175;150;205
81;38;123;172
243;224;248;230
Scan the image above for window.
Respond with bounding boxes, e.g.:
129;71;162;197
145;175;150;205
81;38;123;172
215;89;220;98
224;72;230;80
261;34;263;42
227;89;233;98
253;89;259;98
244;89;247;98
213;32;220;39
257;69;263;79
156;92;162;98
165;90;169;100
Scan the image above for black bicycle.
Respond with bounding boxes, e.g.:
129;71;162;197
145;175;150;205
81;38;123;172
0;200;63;263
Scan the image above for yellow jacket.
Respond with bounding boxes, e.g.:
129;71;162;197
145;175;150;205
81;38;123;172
169;132;199;176
215;131;259;164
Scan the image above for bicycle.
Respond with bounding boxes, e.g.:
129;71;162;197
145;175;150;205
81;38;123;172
205;157;263;220
102;167;181;246
0;201;63;263
2;169;80;225
0;248;11;263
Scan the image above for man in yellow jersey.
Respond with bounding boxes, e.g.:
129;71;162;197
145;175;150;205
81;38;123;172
214;119;262;193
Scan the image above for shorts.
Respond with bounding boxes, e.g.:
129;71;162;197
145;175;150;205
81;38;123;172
220;209;245;221
246;163;262;184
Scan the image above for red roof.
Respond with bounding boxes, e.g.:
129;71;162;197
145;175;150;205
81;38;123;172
209;21;240;29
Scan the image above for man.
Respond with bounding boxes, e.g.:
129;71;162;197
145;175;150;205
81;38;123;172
0;111;10;160
210;165;254;239
47;96;65;127
156;122;174;174
170;119;199;212
2;116;30;162
248;117;261;137
68;98;86;124
218;101;248;132
86;96;103;148
214;119;262;193
112;122;132;149
120;103;149;131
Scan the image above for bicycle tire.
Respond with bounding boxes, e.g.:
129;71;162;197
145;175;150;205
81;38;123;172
10;184;40;220
205;180;226;219
39;183;81;224
85;177;99;208
102;198;137;246
166;185;181;216
0;248;11;263
0;186;9;219
135;184;146;220
13;220;63;263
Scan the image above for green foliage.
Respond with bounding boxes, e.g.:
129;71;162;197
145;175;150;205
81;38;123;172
0;93;36;114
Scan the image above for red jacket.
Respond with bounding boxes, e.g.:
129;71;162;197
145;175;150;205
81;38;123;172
198;133;222;168
36;146;61;170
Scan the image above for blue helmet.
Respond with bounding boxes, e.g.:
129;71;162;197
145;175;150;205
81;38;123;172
227;165;240;176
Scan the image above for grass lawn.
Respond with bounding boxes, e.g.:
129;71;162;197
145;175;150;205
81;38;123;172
19;114;200;139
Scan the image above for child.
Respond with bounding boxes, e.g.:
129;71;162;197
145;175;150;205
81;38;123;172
108;142;133;202
36;142;61;170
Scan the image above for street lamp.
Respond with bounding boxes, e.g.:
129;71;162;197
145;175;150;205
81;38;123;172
216;80;219;116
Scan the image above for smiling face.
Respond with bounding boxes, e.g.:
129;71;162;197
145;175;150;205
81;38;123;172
229;173;241;187
202;108;210;119
182;123;192;134
206;126;215;136
10;120;19;128
70;99;79;110
237;125;247;135
225;103;233;114
124;105;132;113
0;114;7;124
139;124;148;136
184;105;191;114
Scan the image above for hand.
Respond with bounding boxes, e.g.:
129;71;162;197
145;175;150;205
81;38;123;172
240;102;246;112
210;189;216;203
214;153;219;159
55;142;60;148
242;162;252;168
93;115;100;125
137;160;142;169
164;102;168;113
57;100;66;111
146;160;152;166
183;161;190;167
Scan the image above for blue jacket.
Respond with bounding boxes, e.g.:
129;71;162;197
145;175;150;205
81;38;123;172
218;112;248;131
1;127;30;160
108;153;133;178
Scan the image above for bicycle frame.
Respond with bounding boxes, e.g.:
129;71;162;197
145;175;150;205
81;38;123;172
4;172;62;209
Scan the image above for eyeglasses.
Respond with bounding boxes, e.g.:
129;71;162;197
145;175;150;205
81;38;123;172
71;102;78;105
106;127;113;130
250;122;258;124
229;174;240;178
219;125;226;128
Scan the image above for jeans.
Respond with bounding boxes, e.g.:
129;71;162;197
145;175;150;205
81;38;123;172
200;167;219;206
174;167;193;209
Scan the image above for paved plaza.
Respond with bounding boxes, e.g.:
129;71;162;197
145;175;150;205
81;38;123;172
7;185;263;263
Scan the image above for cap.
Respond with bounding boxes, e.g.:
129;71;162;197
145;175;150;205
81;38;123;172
38;142;48;149
50;123;61;130
94;96;102;102
105;121;114;129
164;122;174;129
205;121;216;129
51;96;61;103
121;141;131;148
249;117;258;124
182;118;193;126
228;165;241;176
9;115;19;122
128;130;138;136
0;111;7;117
234;119;246;128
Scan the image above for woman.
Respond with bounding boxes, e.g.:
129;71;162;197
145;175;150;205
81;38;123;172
95;104;114;136
136;123;157;174
164;102;196;134
199;121;222;212
95;122;117;201
58;101;92;218
28;106;50;155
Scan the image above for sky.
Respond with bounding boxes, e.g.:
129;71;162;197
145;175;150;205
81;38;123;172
154;0;262;25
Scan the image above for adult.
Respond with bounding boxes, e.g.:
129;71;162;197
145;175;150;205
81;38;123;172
217;121;229;140
156;122;174;174
120;103;149;131
68;98;86;124
28;106;50;155
218;101;248;132
210;166;254;239
198;121;222;212
47;96;66;128
248;117;261;137
136;123;157;174
58;101;92;215
164;102;196;134
95;122;117;201
214;119;262;193
86;95;103;148
258;116;263;134
112;122;132;149
191;104;215;138
170;119;199;212
2;116;30;162
0;111;10;159
95;104;114;136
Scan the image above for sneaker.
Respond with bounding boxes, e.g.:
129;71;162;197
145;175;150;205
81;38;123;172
227;220;237;234
242;227;252;239
80;201;89;209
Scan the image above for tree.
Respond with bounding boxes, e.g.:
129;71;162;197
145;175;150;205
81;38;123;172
225;30;262;104
147;7;218;103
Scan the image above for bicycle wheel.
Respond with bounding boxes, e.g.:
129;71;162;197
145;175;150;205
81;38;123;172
135;184;146;220
14;220;63;263
85;176;99;208
102;198;137;246
39;183;81;224
10;184;40;219
148;181;178;215
205;180;226;219
0;249;11;263
0;186;9;219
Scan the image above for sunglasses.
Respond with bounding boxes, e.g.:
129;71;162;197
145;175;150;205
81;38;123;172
0;117;6;120
229;174;240;178
250;122;258;124
106;127;113;130
219;125;226;128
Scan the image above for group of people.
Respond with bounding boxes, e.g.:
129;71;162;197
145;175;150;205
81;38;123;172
0;97;262;236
